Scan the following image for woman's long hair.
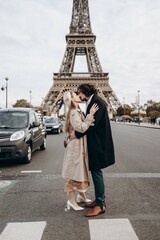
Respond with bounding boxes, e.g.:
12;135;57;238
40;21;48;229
64;100;76;133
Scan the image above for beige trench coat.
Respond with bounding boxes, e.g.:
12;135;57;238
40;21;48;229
62;109;94;182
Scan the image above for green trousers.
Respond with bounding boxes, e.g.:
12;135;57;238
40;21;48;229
91;169;105;207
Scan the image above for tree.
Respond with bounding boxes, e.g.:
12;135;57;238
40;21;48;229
116;104;132;116
145;100;160;117
13;99;33;108
148;110;160;118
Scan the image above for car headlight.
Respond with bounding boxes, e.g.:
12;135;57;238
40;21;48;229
10;131;25;141
53;125;59;128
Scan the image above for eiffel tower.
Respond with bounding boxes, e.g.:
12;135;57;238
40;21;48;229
43;0;121;117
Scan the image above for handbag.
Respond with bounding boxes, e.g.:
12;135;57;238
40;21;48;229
63;134;70;148
64;140;68;148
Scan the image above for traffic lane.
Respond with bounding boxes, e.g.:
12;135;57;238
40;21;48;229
0;124;160;239
106;176;160;240
0;177;90;240
0;175;160;240
0;133;65;175
1;124;160;175
110;123;160;173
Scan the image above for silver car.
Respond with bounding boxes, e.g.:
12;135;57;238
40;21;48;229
44;117;63;134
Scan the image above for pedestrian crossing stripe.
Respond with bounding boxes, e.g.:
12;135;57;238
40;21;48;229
0;181;12;189
0;219;139;240
0;222;46;240
89;219;139;240
0;180;17;196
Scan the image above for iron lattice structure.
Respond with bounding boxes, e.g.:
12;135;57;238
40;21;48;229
43;0;121;116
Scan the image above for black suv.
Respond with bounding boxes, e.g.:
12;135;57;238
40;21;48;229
0;108;47;163
44;117;63;134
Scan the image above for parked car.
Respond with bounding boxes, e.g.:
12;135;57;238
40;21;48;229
156;117;160;125
44;117;63;134
118;115;133;122
132;117;143;123
0;108;47;164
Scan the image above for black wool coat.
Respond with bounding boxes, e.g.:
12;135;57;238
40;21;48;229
75;94;115;171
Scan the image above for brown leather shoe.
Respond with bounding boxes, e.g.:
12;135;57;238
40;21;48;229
85;200;96;208
85;200;106;208
85;206;106;217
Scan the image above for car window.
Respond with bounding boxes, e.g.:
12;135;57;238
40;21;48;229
30;112;39;126
45;118;59;124
0;112;28;129
35;113;44;126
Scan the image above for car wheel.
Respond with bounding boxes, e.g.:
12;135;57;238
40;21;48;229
23;145;32;164
57;128;61;134
40;137;47;150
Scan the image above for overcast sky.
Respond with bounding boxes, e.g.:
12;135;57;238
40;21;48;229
0;0;160;108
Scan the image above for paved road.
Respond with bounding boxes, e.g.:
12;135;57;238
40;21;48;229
0;123;160;240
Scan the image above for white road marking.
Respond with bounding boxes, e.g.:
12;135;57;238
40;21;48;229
21;170;42;173
0;222;46;240
0;171;1;173
0;181;12;189
89;219;139;240
0;180;17;196
104;173;160;178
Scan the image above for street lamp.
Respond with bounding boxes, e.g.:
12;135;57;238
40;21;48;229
29;90;32;105
1;77;9;108
137;90;140;124
123;97;125;115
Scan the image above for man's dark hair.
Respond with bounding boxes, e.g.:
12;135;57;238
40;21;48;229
77;83;98;97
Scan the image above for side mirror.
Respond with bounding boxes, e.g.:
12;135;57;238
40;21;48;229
34;121;40;127
30;122;40;128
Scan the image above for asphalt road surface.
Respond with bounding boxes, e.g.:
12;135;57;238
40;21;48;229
0;122;160;240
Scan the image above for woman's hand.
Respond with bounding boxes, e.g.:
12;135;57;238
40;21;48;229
89;103;99;116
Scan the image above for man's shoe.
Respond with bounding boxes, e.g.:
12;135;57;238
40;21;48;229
85;200;96;208
85;206;106;217
85;200;106;208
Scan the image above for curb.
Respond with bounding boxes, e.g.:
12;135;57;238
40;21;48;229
112;122;160;130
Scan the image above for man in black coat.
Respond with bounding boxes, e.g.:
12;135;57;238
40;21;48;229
74;83;115;217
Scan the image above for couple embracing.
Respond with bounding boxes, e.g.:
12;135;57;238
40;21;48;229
62;83;115;217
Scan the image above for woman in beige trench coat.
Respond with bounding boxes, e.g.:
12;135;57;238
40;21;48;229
62;92;99;211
